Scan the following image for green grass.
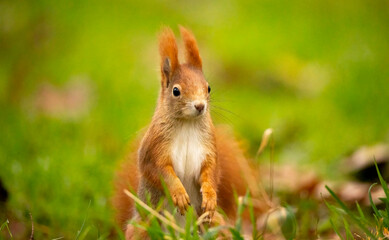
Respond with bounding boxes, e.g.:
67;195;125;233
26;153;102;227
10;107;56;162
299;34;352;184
325;161;389;239
123;189;297;240
1;0;389;238
0;220;13;239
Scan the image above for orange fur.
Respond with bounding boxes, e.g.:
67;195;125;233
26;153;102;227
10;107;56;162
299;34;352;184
112;27;260;238
112;154;139;230
179;26;202;69
159;27;179;88
113;127;250;229
112;141;140;230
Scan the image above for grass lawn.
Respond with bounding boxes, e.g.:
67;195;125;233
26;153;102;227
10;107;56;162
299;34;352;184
1;0;389;238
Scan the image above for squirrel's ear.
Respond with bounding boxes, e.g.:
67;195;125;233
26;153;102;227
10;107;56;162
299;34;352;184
179;26;202;70
159;27;179;88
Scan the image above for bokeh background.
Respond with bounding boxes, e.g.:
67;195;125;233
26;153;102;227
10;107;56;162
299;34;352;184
1;0;389;238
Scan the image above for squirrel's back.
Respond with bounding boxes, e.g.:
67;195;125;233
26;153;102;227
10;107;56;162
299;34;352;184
112;141;140;229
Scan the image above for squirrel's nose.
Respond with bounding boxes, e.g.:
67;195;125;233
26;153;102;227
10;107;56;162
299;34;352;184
195;103;205;112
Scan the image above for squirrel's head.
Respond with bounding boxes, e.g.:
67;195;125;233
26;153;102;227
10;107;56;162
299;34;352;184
158;26;210;120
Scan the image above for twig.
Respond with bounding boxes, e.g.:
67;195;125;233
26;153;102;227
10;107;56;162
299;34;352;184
123;189;185;234
29;212;34;240
238;128;274;208
162;210;176;224
269;134;275;202
195;212;209;226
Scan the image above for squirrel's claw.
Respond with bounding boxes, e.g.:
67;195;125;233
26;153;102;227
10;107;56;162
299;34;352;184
172;187;190;215
201;188;217;222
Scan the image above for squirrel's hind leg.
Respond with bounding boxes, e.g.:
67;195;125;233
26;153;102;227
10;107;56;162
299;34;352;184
125;213;150;240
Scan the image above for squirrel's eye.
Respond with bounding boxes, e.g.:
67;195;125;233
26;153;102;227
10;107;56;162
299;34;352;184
173;87;180;97
208;86;211;93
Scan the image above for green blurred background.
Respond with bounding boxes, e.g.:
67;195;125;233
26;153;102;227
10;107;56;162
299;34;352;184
1;0;388;238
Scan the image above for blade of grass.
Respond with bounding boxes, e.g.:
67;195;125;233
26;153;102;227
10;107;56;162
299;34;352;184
247;194;258;240
330;219;345;240
166;225;178;240
355;201;365;221
77;226;91;240
374;160;389;223
229;228;244;240
0;219;13;239
185;207;194;240
75;200;91;240
123;189;185;234
202;225;228;240
191;218;199;240
343;218;354;240
114;224;126;240
355;201;370;228
325;185;376;239
368;183;382;219
374;160;389;199
324;198;345;216
146;218;165;239
235;192;249;232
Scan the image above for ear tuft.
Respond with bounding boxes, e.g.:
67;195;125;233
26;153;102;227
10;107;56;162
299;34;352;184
162;57;171;81
179;26;202;70
159;27;179;87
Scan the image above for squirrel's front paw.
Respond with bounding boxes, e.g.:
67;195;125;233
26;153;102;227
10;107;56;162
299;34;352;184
171;186;190;215
201;184;217;221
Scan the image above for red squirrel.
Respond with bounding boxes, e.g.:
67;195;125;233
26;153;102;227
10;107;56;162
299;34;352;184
113;26;257;238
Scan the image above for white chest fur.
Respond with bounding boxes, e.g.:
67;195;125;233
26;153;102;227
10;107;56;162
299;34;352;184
171;121;206;211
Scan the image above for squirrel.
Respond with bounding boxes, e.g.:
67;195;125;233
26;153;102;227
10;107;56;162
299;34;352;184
113;26;259;238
